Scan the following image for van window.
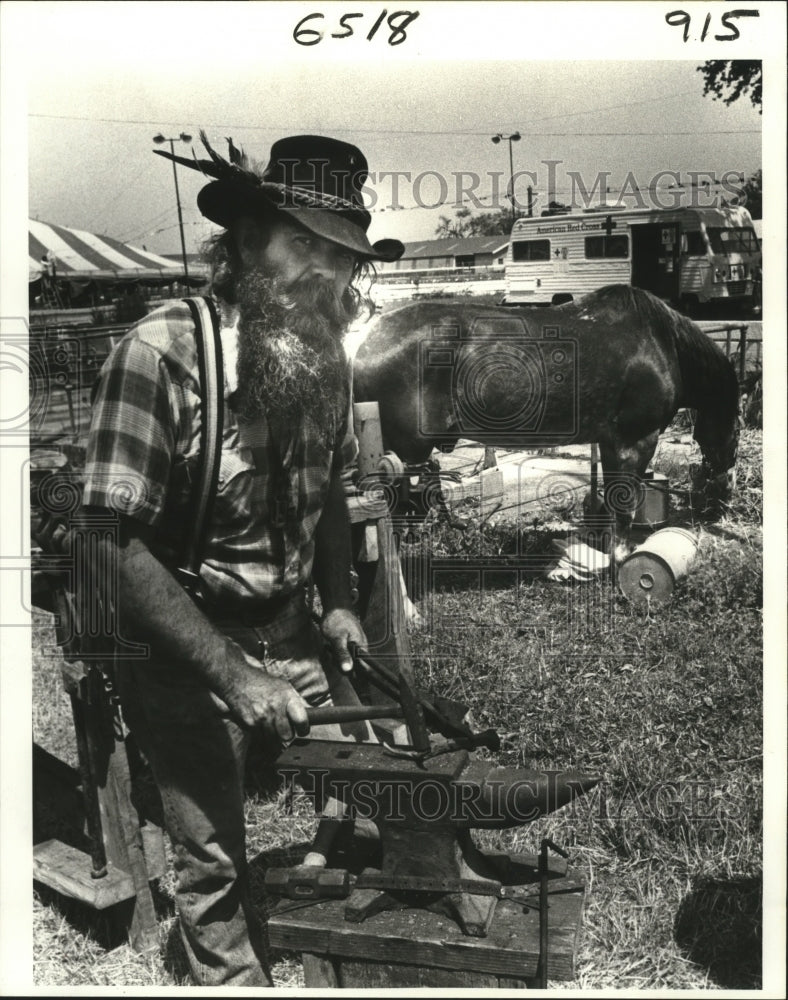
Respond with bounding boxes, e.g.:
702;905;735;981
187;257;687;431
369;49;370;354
512;239;551;262
707;227;759;254
685;230;707;255
584;235;629;259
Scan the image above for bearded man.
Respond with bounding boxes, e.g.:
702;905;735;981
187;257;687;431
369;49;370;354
80;134;403;986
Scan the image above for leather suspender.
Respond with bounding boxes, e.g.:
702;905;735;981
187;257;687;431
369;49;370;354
177;296;224;596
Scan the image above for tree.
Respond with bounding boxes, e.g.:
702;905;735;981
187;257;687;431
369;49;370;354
697;61;762;113
434;206;525;239
540;200;572;217
434;207;474;239
739;169;762;220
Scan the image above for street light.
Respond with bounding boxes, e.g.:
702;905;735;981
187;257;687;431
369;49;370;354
491;131;521;226
153;132;193;284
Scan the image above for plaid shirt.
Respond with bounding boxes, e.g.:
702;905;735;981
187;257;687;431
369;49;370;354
82;298;357;608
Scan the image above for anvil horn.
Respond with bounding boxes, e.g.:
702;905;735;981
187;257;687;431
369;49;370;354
451;763;601;829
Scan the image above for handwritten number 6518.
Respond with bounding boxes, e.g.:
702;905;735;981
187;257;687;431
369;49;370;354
294;10;420;46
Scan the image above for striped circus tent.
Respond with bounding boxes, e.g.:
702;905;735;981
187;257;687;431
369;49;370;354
29;218;186;283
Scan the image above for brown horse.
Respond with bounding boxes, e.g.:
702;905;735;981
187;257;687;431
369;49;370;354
353;285;739;549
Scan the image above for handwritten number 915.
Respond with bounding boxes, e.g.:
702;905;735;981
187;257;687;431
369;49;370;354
294;10;420;46
665;9;759;42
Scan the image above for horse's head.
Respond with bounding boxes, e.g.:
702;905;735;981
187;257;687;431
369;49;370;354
693;407;740;500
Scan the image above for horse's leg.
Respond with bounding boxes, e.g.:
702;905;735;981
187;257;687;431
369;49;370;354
598;431;661;563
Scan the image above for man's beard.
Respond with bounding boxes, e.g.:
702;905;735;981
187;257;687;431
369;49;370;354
233;270;354;442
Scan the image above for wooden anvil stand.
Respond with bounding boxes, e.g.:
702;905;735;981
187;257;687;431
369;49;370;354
269;866;584;989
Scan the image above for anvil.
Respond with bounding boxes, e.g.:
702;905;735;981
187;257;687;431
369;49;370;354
276;735;598;936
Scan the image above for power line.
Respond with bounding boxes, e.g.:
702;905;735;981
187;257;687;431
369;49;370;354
28;112;760;137
123;219;206;244
117;205;181;244
24;87;738;133
82;157;159;236
519;88;702;124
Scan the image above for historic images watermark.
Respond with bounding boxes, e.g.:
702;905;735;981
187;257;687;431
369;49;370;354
269;158;750;213
278;767;742;828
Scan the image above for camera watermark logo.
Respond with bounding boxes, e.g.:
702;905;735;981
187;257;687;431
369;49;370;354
1;320;90;440
418;317;578;447
1;320;51;437
30;504;149;661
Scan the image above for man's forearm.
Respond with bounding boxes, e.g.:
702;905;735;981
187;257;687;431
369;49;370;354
312;470;355;612
100;527;308;735
113;534;244;683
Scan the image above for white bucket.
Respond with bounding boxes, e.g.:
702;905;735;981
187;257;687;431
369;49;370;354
619;527;699;609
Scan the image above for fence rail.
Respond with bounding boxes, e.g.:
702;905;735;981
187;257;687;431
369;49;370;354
378;265;505;285
700;323;762;380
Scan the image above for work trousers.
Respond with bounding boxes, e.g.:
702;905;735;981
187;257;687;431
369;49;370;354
115;593;368;987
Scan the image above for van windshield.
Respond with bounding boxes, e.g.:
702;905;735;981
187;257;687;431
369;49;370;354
706;227;759;254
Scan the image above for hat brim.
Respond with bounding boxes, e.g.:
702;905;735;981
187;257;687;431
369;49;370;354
198;180;404;263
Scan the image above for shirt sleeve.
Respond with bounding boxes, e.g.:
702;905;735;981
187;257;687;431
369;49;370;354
81;337;177;525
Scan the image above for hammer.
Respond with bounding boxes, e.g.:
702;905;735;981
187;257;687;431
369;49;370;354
306;704;405;727
299;702;406;868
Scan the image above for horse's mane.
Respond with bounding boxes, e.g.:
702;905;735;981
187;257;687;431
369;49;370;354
589;285;740;422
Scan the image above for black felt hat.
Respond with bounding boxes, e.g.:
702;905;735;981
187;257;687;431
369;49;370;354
154;131;404;263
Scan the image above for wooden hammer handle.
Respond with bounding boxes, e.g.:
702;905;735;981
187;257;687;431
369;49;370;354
306;704;405;727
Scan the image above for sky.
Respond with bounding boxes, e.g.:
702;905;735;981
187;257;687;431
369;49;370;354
11;2;767;257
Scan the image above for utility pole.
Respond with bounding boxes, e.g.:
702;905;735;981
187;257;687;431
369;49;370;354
153;132;193;283
491;132;521;227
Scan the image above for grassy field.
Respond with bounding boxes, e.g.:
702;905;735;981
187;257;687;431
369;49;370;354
31;428;764;989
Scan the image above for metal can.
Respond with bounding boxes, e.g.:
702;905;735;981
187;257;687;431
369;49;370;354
633;471;670;528
618;527;698;609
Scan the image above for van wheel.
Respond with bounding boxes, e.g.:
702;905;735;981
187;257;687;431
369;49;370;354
551;294;573;306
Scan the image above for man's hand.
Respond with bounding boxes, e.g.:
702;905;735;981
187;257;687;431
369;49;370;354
103;515;311;743
223;655;310;742
32;511;70;554
321;608;367;674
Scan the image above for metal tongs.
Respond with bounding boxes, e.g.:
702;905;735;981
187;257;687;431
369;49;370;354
304;644;500;762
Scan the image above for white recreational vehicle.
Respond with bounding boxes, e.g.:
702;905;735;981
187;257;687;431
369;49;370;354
502;205;760;312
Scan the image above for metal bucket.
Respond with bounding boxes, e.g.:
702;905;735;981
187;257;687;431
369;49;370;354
633;471;669;528
619;527;698;609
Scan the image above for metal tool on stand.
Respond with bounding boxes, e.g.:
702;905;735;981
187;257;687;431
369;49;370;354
270;649;598;939
538;837;570;989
